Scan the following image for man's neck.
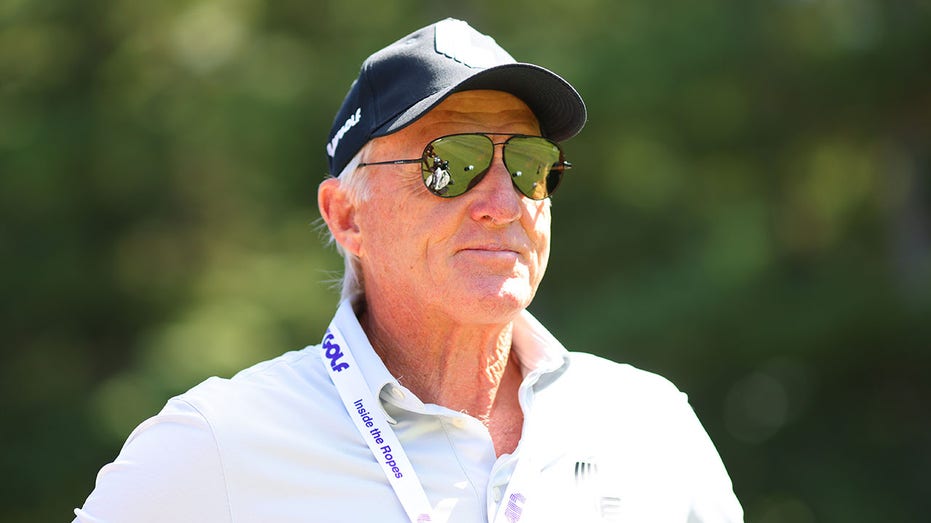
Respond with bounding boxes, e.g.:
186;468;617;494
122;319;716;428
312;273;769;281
358;297;525;454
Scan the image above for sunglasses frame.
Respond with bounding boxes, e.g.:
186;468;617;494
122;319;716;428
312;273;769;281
357;133;571;200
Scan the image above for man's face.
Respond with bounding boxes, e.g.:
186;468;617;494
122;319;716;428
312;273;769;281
354;90;552;325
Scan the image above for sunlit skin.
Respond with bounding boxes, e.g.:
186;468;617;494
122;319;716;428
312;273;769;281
318;90;552;455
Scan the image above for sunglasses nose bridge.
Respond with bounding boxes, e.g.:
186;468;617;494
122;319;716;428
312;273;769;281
465;162;524;225
485;139;506;166
459;141;516;196
483;143;517;185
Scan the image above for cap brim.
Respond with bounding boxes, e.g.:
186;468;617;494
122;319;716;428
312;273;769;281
372;63;586;142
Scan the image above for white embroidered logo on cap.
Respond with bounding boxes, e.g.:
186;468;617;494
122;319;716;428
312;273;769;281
434;19;506;68
327;107;362;158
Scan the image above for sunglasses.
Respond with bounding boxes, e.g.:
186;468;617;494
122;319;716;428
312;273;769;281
357;133;571;200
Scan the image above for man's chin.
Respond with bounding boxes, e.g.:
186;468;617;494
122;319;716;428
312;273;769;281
453;279;535;320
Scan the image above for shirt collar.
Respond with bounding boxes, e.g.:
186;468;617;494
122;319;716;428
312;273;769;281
332;299;398;401
332;299;571;408
511;308;571;390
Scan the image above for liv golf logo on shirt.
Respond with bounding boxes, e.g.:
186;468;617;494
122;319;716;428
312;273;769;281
321;331;349;372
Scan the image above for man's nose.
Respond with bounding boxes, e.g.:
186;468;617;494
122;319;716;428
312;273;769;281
467;153;523;226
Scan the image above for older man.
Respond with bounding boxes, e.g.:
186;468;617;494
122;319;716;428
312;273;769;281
74;19;742;523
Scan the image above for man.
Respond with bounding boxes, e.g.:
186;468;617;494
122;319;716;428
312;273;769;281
74;19;743;522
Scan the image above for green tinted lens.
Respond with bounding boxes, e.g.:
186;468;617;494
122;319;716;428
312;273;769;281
421;134;494;197
503;137;564;200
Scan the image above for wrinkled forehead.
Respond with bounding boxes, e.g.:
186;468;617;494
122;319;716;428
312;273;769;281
367;90;542;156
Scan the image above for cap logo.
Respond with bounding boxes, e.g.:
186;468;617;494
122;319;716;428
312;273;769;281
434;19;498;68
327;107;362;158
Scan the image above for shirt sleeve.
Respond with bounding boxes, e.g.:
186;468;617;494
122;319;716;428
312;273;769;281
677;395;745;523
72;399;231;523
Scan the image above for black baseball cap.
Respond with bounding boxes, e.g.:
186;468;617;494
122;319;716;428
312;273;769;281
325;18;587;175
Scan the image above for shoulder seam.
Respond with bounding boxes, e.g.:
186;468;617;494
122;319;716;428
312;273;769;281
175;398;234;523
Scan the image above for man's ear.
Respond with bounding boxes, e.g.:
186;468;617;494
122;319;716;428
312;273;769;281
318;178;362;257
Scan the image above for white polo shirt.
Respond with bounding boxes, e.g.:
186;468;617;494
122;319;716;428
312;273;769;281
74;301;743;522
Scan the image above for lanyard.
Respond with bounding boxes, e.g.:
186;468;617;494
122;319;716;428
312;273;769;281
318;324;434;522
319;317;539;523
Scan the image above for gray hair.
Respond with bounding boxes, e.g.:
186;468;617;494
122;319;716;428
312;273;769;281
325;144;373;303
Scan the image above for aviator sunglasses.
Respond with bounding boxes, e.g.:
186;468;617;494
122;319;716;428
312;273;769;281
358;133;572;200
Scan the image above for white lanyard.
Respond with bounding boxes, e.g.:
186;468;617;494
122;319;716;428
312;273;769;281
319;318;539;523
318;324;434;522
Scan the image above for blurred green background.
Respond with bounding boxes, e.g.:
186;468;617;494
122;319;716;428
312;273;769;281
2;0;929;521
